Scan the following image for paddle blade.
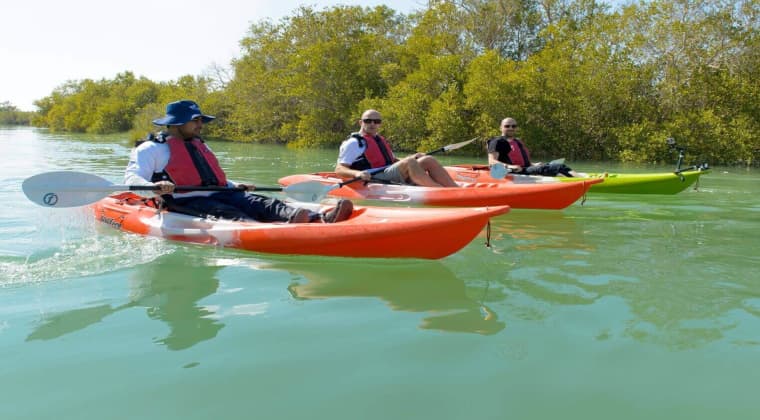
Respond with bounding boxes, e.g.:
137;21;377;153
489;164;508;179
440;137;479;153
549;158;565;165
22;171;120;207
283;181;335;202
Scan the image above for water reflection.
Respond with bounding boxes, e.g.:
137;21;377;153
26;253;223;350
127;254;222;350
497;268;759;349
487;201;760;350
266;259;505;335
25;303;122;341
489;209;591;252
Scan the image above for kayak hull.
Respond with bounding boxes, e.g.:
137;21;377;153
92;193;509;259
558;170;709;194
446;164;709;194
278;173;601;209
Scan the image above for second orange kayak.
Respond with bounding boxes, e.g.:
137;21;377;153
278;172;602;209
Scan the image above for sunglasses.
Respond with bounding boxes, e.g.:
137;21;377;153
503;124;517;128
362;118;382;124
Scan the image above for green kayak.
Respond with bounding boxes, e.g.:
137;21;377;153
446;165;709;195
559;168;710;194
572;138;711;194
449;138;710;195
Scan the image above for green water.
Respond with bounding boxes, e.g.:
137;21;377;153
1;126;759;419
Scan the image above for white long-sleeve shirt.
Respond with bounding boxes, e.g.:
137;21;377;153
124;141;170;186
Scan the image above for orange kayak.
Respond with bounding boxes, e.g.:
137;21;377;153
278;172;601;209
92;192;509;259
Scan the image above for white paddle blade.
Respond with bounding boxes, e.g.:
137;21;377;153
442;137;479;153
22;171;119;207
549;158;565;165
489;164;508;179
283;181;335;202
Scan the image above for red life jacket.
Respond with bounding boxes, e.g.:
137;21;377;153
507;138;531;167
349;133;395;170
164;136;227;187
491;136;531;167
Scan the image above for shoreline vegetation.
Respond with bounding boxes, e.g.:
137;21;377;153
5;0;759;166
0;102;34;125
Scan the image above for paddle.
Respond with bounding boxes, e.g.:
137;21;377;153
22;171;329;208
424;137;480;155
311;137;482;200
23;138;482;207
488;164;510;179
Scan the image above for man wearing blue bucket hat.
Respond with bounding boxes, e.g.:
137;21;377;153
151;100;217;126
124;100;353;223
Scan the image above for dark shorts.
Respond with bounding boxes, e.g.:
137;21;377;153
524;163;574;177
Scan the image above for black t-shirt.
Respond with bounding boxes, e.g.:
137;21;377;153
487;136;531;166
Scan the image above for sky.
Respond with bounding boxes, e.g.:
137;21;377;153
1;0;425;111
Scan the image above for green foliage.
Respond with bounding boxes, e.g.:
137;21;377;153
424;86;472;152
33;73;154;133
32;72;218;137
0;102;34;125
381;54;470;151
27;0;760;166
224;5;408;147
128;102;166;144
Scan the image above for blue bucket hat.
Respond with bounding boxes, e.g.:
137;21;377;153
152;100;216;126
